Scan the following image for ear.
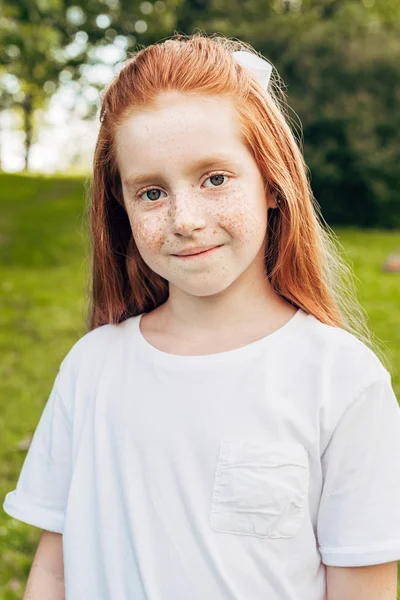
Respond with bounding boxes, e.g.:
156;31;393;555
265;183;279;210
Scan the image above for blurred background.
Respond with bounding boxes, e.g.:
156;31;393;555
1;0;400;596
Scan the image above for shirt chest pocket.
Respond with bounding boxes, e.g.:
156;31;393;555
210;440;309;539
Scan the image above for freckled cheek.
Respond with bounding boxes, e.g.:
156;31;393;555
130;215;167;254
216;196;265;245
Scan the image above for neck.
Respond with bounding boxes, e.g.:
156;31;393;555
158;278;294;336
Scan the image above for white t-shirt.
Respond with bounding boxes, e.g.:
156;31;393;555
3;308;400;599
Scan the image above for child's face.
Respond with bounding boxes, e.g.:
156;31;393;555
116;92;276;298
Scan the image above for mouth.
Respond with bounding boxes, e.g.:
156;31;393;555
172;245;223;260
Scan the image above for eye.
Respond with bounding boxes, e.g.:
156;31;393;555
138;188;166;202
203;172;229;188
137;172;230;203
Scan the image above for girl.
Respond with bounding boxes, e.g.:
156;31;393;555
3;33;400;600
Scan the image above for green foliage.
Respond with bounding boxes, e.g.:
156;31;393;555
0;173;399;596
250;15;400;228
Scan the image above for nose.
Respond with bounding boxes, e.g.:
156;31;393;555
169;188;207;235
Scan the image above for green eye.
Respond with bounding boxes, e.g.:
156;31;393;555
139;188;165;202
210;174;225;186
138;172;229;202
204;173;229;187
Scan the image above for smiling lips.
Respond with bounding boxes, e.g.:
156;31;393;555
173;244;222;256
172;245;223;259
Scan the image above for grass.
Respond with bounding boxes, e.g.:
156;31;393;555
0;172;399;597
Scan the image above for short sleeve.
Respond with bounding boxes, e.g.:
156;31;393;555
317;371;400;567
3;369;72;534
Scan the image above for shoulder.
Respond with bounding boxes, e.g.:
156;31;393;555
297;312;394;450
60;321;124;373
55;318;132;404
300;310;389;397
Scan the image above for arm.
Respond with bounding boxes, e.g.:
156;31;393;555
23;530;65;600
326;562;398;600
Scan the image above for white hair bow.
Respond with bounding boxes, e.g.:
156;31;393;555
232;50;272;90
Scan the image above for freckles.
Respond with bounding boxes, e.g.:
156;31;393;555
131;212;167;252
217;192;258;243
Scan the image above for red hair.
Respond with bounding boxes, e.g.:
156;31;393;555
84;32;390;370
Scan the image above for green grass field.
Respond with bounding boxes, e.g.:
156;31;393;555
0;172;399;597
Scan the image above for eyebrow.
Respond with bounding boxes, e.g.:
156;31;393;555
122;154;240;189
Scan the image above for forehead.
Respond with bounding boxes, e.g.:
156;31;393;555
115;92;248;173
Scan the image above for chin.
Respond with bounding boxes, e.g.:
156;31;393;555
170;276;236;298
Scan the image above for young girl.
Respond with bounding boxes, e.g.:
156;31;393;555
3;33;400;600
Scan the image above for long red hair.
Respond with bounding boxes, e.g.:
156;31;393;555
84;32;390;370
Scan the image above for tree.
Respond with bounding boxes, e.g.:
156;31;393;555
0;0;179;171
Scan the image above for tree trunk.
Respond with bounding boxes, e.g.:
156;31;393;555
22;92;33;171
